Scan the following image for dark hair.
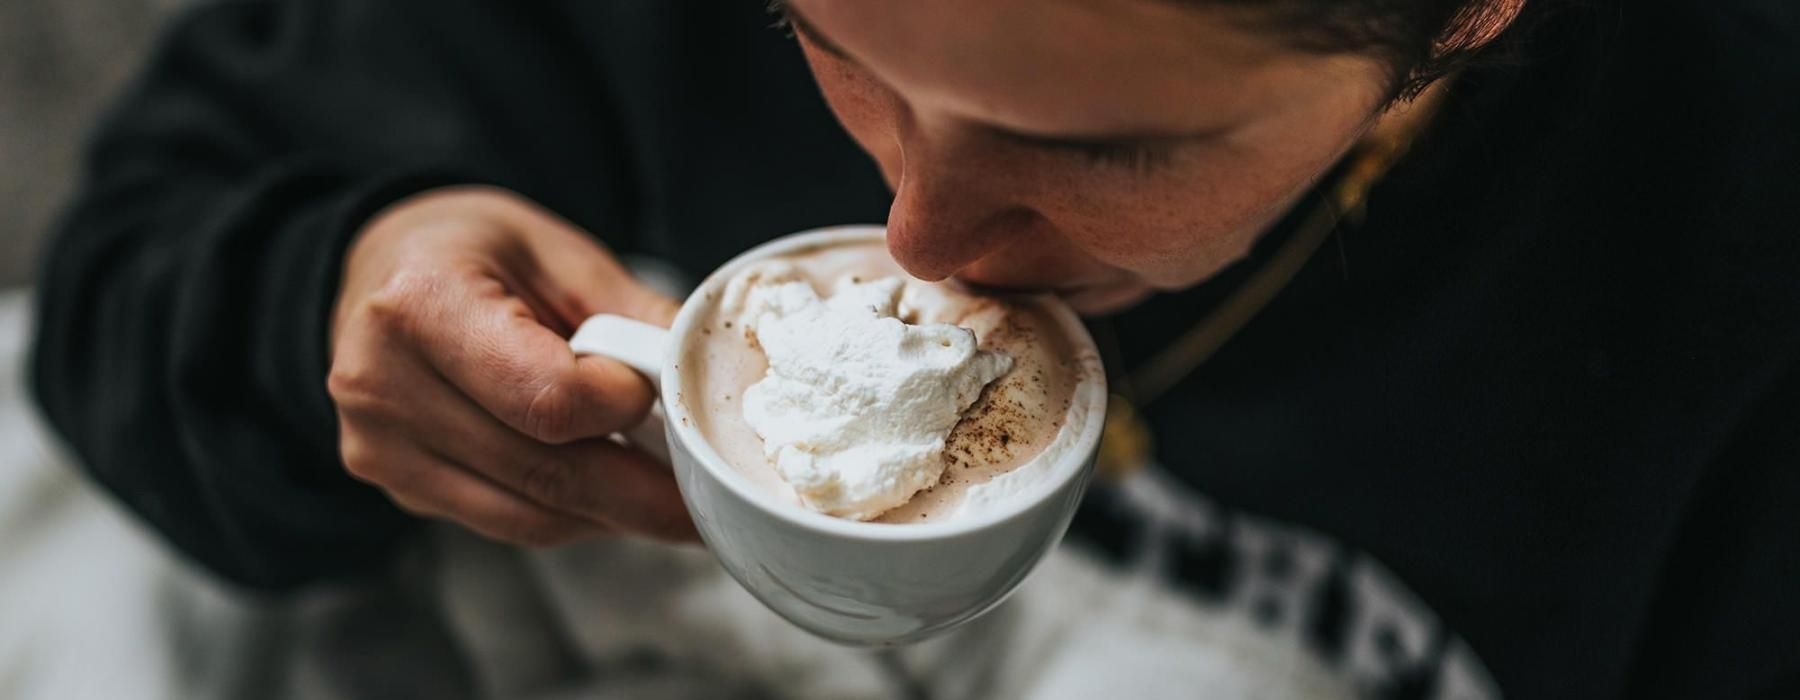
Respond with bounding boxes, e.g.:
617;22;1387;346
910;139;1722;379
1201;0;1528;98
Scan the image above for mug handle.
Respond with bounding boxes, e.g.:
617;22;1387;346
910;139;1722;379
569;314;672;463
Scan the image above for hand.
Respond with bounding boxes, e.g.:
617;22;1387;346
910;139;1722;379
328;185;694;546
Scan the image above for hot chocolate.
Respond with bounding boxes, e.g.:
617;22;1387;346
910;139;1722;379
678;239;1096;523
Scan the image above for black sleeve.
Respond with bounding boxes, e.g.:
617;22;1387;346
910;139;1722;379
1623;362;1800;698
29;0;635;590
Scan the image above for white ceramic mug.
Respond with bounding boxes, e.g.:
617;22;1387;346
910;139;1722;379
569;226;1107;646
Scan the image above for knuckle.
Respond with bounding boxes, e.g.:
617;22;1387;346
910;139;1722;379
337;430;423;497
388;493;436;519
362;269;442;335
520;378;582;443
327;369;410;428
325;362;383;413
361;292;409;331
337;431;384;482
514;453;578;508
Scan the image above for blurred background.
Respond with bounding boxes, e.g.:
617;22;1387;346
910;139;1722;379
0;0;186;288
2;5;210;698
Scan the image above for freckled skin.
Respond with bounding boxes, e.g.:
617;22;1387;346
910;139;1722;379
790;0;1399;313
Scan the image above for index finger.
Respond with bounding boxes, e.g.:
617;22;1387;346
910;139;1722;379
415;282;658;445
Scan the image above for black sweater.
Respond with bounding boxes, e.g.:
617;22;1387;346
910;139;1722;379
30;0;1800;697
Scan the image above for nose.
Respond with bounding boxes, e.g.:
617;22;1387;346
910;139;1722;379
883;129;1048;282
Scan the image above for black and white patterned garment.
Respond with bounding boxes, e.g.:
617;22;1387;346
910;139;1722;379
1062;469;1500;699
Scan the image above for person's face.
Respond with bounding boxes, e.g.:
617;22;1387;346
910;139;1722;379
788;0;1395;313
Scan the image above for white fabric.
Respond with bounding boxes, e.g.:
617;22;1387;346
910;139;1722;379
0;290;248;699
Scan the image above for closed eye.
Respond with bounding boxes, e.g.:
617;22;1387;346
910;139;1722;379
988;128;1184;175
1058;141;1178;174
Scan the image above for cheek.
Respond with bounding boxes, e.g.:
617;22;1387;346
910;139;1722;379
1032;77;1377;290
1042;120;1365;290
1037;163;1303;289
802;46;904;185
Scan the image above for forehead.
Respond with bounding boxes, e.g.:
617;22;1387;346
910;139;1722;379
790;0;1389;135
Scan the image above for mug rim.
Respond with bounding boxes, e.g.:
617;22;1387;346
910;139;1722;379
659;225;1108;542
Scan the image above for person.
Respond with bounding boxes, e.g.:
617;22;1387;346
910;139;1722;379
28;0;1799;697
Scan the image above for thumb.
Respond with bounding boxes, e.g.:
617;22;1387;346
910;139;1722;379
512;210;681;330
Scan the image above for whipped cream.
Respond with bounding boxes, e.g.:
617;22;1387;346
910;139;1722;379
720;261;1012;520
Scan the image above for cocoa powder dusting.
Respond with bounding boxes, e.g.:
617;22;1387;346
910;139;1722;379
941;371;1034;480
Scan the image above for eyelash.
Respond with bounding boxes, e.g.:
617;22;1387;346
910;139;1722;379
1065;143;1177;175
769;3;794;35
